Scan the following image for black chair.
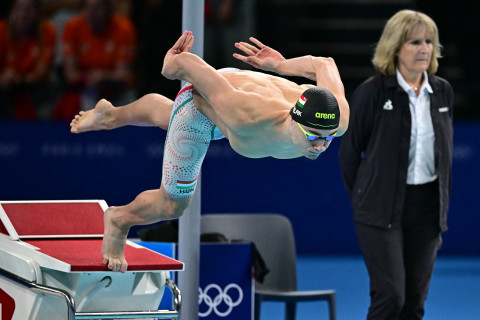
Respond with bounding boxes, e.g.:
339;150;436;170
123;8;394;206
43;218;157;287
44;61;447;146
201;213;336;320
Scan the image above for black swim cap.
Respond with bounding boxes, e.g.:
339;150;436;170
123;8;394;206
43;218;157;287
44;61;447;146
290;87;340;129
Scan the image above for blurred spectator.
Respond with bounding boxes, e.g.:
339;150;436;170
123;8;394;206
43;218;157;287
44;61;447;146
113;0;132;17
41;0;82;69
0;0;57;119
52;0;136;120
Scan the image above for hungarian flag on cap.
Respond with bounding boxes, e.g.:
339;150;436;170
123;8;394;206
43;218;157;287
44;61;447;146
296;95;307;108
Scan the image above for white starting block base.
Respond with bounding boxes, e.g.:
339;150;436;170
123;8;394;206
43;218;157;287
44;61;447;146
0;200;183;320
0;267;170;319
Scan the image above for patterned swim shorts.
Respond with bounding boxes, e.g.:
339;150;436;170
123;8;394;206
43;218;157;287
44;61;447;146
161;83;225;198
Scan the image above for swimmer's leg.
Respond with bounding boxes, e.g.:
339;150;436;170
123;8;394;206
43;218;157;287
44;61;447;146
102;186;191;273
70;93;174;134
102;85;213;272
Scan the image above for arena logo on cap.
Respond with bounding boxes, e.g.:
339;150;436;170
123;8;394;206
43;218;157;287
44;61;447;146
296;95;307;108
315;113;336;119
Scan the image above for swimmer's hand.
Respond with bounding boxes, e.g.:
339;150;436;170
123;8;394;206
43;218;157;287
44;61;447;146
162;30;195;80
233;37;286;73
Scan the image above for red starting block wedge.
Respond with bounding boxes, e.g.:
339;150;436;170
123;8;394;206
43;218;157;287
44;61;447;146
0;200;183;320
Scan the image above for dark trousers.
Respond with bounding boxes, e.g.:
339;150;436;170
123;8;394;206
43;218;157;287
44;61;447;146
355;180;442;320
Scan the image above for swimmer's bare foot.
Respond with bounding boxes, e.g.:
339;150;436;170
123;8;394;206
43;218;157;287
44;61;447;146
70;99;115;134
102;206;129;273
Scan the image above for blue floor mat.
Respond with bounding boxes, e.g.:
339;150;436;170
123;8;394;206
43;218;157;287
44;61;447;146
259;255;480;320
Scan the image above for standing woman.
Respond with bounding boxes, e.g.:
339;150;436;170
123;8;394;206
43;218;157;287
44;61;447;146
0;0;57;119
338;10;453;320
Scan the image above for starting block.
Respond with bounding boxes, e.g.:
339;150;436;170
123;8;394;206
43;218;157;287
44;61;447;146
0;200;184;320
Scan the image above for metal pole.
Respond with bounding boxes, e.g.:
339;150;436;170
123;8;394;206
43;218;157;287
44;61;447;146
179;1;204;319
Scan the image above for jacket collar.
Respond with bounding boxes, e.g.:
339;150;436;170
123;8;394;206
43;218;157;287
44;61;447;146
382;72;442;92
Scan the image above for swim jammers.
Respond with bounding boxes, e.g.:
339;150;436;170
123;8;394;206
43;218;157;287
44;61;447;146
162;83;225;198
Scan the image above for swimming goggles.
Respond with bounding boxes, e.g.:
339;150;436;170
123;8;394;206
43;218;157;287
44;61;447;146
297;123;336;141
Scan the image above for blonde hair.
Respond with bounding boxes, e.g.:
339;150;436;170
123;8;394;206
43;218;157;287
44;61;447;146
372;9;443;76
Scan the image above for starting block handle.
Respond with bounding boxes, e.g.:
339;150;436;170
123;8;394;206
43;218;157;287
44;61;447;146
0;266;75;319
166;278;182;312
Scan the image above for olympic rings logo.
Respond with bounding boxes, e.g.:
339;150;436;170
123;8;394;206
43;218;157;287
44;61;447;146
198;283;243;317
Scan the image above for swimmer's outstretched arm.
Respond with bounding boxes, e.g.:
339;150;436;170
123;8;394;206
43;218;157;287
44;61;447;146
234;37;344;95
234;37;350;135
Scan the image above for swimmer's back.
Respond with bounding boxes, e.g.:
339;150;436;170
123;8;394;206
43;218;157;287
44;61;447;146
221;69;314;103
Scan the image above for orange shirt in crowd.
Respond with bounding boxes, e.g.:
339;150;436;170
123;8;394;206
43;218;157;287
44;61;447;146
62;13;136;72
0;20;56;77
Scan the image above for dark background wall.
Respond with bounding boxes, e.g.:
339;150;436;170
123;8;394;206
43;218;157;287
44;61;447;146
1;120;478;255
